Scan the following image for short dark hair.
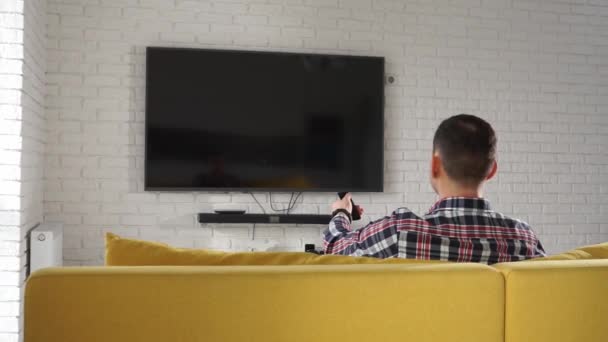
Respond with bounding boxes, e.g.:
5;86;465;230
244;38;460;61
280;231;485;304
432;114;497;186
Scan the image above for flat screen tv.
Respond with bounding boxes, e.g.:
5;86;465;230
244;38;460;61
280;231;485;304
145;47;384;192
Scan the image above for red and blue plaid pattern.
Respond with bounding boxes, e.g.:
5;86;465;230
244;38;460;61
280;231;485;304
324;197;545;264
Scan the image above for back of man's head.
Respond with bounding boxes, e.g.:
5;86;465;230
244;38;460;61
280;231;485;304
433;114;497;187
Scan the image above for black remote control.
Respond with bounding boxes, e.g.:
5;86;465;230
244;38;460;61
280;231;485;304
337;192;361;221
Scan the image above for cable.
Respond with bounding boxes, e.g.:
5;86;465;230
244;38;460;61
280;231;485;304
257;192;304;214
249;192;266;214
287;192;295;211
287;192;303;214
285;192;295;214
269;192;292;212
269;192;280;211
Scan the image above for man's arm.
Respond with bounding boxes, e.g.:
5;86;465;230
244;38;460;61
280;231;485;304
533;238;547;257
323;211;399;257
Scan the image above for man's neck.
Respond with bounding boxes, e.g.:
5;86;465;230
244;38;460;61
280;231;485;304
437;185;483;199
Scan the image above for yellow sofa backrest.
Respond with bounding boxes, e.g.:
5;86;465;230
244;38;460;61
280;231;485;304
495;260;608;342
25;263;503;342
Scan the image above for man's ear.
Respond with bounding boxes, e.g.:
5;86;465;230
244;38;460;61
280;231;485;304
431;153;441;178
485;160;498;180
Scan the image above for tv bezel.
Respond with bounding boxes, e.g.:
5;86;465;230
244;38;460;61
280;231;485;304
144;46;385;192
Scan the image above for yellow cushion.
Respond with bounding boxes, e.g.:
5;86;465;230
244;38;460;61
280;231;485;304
26;263;503;342
576;241;608;258
105;233;444;266
495;260;608;342
525;241;608;262
526;248;593;261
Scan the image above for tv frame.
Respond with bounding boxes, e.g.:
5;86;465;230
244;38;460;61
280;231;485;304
144;46;385;193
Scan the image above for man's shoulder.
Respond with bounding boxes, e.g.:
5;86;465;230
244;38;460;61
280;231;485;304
392;207;424;219
484;210;536;233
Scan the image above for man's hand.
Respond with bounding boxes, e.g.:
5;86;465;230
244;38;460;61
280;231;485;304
331;193;352;213
330;193;364;217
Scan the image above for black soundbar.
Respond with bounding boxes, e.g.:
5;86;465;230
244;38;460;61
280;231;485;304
198;213;332;224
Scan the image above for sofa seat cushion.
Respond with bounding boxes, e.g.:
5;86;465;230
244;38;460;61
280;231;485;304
576;241;608;258
525;241;608;262
526;249;593;261
105;233;445;266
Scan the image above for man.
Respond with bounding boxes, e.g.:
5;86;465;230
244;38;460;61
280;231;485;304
324;114;545;264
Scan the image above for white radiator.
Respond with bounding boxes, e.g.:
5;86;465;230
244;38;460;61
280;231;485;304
30;223;63;273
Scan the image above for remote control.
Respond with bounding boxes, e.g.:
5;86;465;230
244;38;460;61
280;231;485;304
337;192;361;221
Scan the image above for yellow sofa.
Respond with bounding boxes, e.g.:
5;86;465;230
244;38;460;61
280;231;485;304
495;260;608;342
24;260;608;342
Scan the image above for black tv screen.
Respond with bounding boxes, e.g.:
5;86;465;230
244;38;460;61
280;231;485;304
145;47;384;192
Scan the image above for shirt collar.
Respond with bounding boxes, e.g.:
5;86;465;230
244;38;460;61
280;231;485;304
428;197;492;213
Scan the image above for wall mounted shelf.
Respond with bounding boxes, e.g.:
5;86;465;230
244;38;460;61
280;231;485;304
198;213;331;225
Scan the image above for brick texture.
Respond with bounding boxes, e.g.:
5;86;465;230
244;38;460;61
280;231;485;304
41;0;608;269
0;0;46;340
0;1;24;340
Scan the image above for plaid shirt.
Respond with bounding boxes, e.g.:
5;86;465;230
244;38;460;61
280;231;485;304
324;197;546;264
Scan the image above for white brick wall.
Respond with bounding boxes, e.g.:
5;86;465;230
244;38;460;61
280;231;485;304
21;0;47;245
0;0;46;340
20;4;47;342
0;1;24;340
42;0;608;267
